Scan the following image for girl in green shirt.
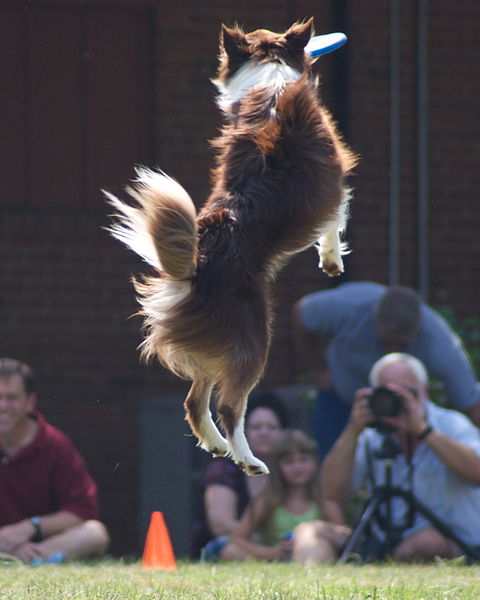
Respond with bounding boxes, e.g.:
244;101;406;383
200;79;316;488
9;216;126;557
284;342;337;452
221;429;351;563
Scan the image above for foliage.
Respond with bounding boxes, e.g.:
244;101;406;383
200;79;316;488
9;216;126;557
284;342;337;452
435;305;480;376
426;305;480;406
1;560;480;600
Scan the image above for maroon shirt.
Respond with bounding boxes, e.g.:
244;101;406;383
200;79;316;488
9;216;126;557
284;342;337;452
0;411;98;526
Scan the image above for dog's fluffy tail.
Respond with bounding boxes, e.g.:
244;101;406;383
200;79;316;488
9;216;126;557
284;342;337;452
105;168;198;280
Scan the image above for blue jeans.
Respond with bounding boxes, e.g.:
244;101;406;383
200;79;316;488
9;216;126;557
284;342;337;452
201;536;230;562
312;388;351;459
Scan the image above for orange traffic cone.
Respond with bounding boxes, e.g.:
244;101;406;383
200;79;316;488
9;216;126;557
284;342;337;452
142;511;177;570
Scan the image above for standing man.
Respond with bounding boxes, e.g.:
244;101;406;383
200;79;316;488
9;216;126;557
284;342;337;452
0;358;109;563
292;282;480;457
321;352;480;561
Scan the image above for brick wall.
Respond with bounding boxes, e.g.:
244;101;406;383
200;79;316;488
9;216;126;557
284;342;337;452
427;4;480;312
345;1;480;315
1;3;156;557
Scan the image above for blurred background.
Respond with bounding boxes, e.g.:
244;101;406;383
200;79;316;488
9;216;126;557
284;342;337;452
1;0;479;557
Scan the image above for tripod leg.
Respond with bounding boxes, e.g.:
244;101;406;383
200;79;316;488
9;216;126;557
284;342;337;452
338;493;383;563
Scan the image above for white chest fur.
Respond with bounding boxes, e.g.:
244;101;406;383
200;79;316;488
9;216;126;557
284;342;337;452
215;62;301;110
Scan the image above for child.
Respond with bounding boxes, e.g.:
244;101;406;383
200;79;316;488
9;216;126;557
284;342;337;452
220;429;351;564
190;391;288;560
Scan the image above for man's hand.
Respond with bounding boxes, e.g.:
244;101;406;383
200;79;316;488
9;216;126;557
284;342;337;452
320;388;373;519
346;388;376;435
0;521;34;555
10;541;49;562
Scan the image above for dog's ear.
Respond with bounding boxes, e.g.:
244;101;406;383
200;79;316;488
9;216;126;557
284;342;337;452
220;24;249;60
285;18;314;51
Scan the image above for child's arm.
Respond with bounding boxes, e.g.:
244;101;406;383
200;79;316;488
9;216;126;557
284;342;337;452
228;535;292;561
222;498;292;561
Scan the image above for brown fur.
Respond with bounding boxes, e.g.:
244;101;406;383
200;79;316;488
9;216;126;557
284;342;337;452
108;19;357;474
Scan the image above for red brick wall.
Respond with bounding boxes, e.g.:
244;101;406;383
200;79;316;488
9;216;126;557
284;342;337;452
427;4;480;312
1;3;155;557
345;1;480;315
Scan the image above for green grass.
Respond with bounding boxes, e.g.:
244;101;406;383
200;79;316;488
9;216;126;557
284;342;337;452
1;559;480;599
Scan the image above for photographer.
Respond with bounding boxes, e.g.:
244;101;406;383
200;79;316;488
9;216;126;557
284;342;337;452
321;353;480;562
292;282;480;457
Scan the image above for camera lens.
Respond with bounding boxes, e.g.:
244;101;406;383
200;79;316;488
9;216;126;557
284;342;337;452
369;387;403;418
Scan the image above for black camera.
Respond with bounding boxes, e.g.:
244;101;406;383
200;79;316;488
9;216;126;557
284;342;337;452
369;386;404;418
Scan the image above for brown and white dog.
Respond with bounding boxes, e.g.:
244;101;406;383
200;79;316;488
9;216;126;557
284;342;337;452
106;19;356;475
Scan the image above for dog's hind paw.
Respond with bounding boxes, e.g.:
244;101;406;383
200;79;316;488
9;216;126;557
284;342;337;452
210;446;229;458
237;458;270;477
199;436;230;458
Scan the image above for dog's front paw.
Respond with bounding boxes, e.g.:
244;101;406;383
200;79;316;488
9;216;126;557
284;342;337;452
322;260;344;277
317;230;345;277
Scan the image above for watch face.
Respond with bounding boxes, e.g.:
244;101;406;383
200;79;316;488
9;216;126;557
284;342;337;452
30;517;42;541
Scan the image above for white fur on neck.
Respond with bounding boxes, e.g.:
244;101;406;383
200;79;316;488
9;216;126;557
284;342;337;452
216;61;301;110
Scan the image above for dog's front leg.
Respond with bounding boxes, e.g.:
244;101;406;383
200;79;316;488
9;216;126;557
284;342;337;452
316;224;344;277
316;190;350;277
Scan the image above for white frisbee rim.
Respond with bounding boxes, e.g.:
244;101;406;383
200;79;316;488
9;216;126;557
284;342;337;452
305;32;347;57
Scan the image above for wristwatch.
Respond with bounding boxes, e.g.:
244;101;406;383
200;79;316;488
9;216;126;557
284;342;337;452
417;424;434;441
30;516;43;542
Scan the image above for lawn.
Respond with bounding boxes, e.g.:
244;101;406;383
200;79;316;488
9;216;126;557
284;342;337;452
1;560;480;600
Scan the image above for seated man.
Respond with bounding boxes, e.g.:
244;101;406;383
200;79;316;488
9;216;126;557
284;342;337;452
321;352;480;562
0;358;110;563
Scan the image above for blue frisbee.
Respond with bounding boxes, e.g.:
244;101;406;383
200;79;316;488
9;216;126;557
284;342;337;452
305;32;347;57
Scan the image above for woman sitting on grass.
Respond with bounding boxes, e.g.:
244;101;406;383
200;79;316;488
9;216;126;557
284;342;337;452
220;429;351;564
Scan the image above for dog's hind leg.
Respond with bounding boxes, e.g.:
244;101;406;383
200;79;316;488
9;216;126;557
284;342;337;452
216;386;269;476
184;380;229;457
230;415;269;475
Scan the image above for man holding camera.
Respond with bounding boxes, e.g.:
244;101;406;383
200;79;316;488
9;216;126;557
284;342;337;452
292;282;480;457
320;353;480;562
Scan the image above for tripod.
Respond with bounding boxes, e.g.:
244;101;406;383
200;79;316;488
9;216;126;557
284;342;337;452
339;433;480;563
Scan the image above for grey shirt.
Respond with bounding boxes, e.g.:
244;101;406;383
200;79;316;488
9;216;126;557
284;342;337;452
299;282;480;410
